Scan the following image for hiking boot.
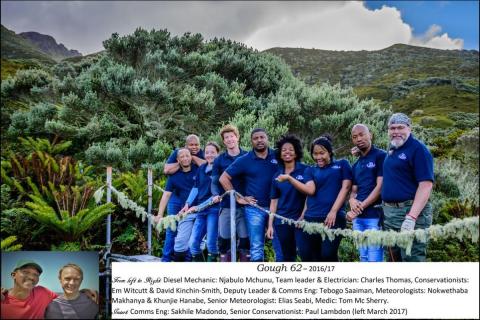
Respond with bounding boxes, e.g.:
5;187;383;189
220;251;231;262
239;249;251;262
207;253;219;262
192;254;205;262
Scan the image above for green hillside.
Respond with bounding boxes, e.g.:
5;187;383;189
1;25;55;65
266;44;479;127
1;29;478;264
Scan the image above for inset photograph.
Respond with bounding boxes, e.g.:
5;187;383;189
1;251;99;319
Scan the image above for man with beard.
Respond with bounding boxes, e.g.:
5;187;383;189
382;113;434;262
219;128;280;262
347;124;386;262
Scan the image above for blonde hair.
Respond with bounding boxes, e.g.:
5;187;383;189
219;124;240;140
58;263;83;280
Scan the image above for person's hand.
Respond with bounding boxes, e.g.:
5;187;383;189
154;215;163;224
349;198;363;215
179;204;189;214
346;210;357;222
212;196;221;204
80;289;99;304
1;288;8;301
237;196;256;205
295;216;304;229
324;211;337;228
351;146;361;157
186;206;198;214
266;226;274;239
275;174;290;183
401;215;416;232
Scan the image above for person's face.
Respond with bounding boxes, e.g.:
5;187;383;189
59;267;82;296
222;132;239;150
388;124;411;148
351;127;372;151
280;142;296;163
251;132;268;152
186;138;200;155
204;145;219;164
312;144;331;167
177;149;192;167
12;266;40;291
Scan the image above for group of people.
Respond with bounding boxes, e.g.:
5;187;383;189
1;260;98;319
154;112;434;263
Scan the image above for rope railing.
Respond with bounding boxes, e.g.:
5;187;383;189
95;185;479;255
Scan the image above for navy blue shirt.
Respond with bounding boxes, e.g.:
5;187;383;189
382;134;434;202
211;148;248;208
188;163;219;208
166;148;205;164
226;148;279;208
165;167;198;205
304;159;353;219
352;146;387;219
270;162;308;223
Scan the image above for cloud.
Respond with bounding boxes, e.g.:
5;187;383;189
245;2;412;51
409;24;463;50
0;1;465;54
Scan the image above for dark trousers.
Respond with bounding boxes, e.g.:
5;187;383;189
296;213;346;262
274;223;297;262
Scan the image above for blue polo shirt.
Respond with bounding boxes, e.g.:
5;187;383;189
211;148;247;208
270;162;308;223
382;134;434;202
164;167;198;205
187;163;219;209
352;146;387;219
226;148;279;208
304;159;353;219
166;148;205;164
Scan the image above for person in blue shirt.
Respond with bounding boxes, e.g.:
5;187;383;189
347;124;386;262
211;124;250;262
154;148;197;262
284;135;352;262
382;113;434;262
163;134;206;175
159;134;205;262
181;142;222;262
266;134;308;262
220;128;280;262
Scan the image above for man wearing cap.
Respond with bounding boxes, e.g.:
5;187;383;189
1;260;97;319
1;260;56;319
382;113;434;262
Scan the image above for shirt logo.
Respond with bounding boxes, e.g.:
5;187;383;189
271;159;278;164
332;165;341;169
398;153;407;160
296;175;304;180
366;162;376;168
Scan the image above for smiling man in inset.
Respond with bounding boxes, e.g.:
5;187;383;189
44;263;98;319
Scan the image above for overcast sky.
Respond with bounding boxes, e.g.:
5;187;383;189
1;1;478;55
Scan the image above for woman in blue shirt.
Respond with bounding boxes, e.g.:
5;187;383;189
266;134;307;262
154;148;197;262
182;142;222;262
282;135;352;262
